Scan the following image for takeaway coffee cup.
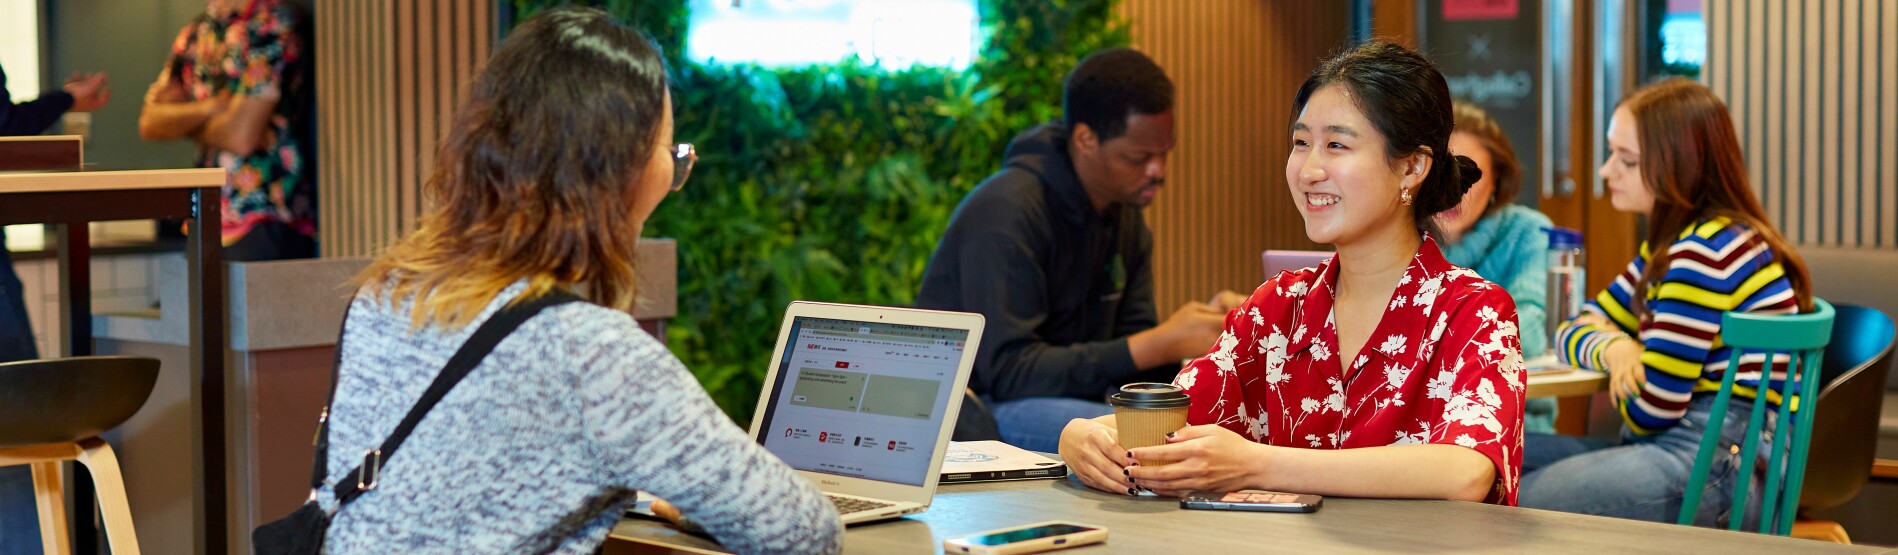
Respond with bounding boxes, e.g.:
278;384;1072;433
1107;383;1190;462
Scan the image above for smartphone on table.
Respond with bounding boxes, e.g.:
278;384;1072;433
942;521;1107;555
1179;490;1323;513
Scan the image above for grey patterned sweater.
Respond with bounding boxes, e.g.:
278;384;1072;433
316;281;843;554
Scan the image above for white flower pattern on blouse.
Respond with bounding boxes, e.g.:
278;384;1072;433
1171;237;1526;505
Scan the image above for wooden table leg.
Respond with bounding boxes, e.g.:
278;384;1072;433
1554;395;1592;435
55;222;100;555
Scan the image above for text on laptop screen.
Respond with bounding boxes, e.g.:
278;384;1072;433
758;316;968;486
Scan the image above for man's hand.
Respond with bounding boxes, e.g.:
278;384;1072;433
144;68;186;105
1208;290;1249;313
63;73;110;112
1130;302;1226;368
1160;302;1226;359
139;70;231;142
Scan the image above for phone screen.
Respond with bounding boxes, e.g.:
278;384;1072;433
1181;490;1322;513
962;524;1096;546
1218;492;1305;504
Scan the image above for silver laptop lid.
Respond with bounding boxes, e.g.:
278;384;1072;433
748;302;983;506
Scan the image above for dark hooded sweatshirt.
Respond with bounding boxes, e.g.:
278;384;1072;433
0;65;76;136
917;122;1171;404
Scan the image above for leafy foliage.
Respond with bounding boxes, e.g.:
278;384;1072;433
511;0;1129;421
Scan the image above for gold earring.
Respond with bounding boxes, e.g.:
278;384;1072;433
1400;188;1414;206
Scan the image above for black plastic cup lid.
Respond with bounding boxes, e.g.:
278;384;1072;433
1107;382;1189;409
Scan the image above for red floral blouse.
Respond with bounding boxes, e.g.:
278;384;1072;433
1173;237;1526;505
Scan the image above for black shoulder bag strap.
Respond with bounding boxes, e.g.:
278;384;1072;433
255;289;580;554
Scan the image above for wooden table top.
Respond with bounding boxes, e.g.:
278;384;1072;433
1526;367;1609;398
0;168;224;193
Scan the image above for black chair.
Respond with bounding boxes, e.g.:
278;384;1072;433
1793;305;1895;543
0;356;159;554
953;388;1003;441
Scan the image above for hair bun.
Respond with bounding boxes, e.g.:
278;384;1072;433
1452;154;1482;193
1412;153;1480;217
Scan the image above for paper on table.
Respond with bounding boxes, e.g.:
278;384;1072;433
1524;353;1581;375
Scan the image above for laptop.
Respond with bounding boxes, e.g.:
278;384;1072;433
1262;249;1333;281
747;302;984;525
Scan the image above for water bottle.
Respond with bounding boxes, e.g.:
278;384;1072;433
1544;227;1585;356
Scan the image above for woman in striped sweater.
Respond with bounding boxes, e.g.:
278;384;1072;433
1518;78;1812;527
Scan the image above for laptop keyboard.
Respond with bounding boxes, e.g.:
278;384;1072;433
827;494;894;514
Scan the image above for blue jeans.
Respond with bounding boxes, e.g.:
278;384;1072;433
1520;395;1770;528
990;397;1113;453
0;228;41;554
0;468;35;555
0;229;36;362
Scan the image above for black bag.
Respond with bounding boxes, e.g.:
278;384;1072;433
253;290;579;554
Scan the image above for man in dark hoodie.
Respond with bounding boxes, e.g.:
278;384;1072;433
917;48;1241;452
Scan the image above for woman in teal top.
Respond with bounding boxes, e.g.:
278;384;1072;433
1439;101;1555;434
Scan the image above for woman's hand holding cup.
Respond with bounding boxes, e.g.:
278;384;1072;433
1058;416;1136;495
1127;424;1270;497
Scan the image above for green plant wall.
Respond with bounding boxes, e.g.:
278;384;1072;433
510;0;1129;422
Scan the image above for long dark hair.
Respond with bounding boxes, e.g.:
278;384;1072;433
356;7;670;329
1621;78;1813;314
1292;41;1481;236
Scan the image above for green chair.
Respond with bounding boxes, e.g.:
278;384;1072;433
1677;299;1835;534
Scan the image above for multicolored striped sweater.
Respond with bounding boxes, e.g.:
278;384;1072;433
1555;217;1801;435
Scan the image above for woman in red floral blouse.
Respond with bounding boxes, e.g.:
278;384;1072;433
1059;41;1527;505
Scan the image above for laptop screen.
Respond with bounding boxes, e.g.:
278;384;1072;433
755;316;969;486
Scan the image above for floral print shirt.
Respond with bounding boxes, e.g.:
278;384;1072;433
166;0;312;244
1173;236;1527;505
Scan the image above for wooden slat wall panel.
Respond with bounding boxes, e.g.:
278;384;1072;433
1120;1;1349;311
317;0;494;258
1372;0;1418;49
1706;0;1897;249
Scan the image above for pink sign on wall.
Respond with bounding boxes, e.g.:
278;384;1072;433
1442;0;1519;20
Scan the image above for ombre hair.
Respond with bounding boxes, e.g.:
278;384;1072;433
1450;101;1521;218
355;7;669;329
1620;78;1813;315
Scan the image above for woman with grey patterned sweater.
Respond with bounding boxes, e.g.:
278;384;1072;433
314;8;842;554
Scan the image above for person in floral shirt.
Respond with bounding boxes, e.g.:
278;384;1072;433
138;0;313;261
1059;41;1526;505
